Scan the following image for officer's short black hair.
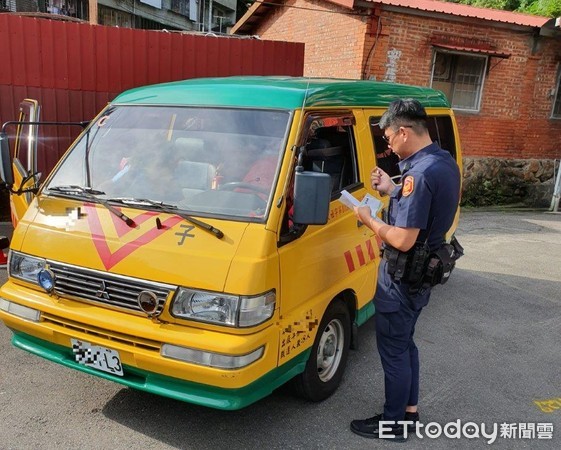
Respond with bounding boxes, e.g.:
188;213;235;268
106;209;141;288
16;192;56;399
379;99;428;133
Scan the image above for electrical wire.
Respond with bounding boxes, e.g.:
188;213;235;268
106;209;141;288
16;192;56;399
362;12;382;79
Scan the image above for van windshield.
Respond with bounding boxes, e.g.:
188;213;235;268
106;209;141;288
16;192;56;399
44;106;290;221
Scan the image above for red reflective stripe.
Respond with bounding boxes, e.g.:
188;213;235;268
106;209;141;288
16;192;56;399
344;250;355;272
365;239;375;260
356;245;366;266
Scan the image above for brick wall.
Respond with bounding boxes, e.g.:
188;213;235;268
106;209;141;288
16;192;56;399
257;0;368;79
254;4;561;160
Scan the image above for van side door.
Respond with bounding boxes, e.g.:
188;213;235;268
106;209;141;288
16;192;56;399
277;112;378;364
10;99;41;225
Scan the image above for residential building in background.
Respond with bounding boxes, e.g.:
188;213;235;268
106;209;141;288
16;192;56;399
232;0;561;206
0;0;237;32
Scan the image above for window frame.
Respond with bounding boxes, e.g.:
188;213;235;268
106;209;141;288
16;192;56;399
300;113;360;198
551;67;561;119
430;50;488;113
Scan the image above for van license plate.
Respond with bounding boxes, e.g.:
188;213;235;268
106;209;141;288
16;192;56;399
71;339;124;376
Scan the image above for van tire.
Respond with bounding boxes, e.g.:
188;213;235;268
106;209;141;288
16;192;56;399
292;299;350;402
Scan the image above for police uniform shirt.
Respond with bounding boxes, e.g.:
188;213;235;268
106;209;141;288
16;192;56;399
391;141;460;249
376;141;461;312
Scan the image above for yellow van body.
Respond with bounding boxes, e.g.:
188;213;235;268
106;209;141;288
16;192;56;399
0;77;462;409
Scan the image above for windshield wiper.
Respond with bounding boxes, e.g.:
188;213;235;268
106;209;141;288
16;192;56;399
47;185;136;227
108;197;224;240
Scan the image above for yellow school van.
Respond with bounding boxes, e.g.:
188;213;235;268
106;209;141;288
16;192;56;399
0;77;462;409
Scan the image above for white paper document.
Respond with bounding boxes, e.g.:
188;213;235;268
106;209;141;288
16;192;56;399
338;190;384;219
360;193;384;216
338;190;361;209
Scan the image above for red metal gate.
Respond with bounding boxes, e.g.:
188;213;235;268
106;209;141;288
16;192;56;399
0;14;304;177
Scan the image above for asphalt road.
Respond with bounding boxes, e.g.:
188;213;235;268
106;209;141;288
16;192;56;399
1;209;560;449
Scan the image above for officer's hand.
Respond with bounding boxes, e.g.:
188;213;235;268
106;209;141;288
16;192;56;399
371;167;395;196
353;205;372;226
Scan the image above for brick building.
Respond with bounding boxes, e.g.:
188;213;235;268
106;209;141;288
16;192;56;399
233;0;561;205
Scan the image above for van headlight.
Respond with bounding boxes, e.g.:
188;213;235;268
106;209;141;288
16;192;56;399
8;251;46;286
171;288;275;327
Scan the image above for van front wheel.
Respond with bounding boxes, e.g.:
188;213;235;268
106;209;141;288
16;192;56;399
293;300;350;402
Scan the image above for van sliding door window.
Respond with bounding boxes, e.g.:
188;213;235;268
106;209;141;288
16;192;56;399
426;116;457;160
369;117;401;179
369;115;457;178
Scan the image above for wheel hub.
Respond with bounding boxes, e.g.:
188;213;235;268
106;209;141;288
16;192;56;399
316;319;344;382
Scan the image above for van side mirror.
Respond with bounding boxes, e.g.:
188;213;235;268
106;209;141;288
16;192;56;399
0;131;14;187
292;170;331;225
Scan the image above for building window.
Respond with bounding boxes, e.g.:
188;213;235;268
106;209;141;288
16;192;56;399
0;0;15;12
171;0;189;17
431;51;487;112
552;70;561;119
99;5;134;28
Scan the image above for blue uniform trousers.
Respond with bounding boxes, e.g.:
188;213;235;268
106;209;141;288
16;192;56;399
375;300;421;422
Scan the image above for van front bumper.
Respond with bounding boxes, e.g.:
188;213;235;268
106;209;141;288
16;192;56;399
0;281;309;410
9;331;308;410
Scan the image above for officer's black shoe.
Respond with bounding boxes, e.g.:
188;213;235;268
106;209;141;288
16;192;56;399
350;414;407;442
404;411;420;432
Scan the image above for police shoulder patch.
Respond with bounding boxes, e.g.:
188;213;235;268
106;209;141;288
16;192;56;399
402;175;415;197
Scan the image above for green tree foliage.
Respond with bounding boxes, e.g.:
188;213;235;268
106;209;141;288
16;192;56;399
451;0;561;17
519;0;561;16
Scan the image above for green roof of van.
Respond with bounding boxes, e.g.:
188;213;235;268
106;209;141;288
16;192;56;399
113;76;450;109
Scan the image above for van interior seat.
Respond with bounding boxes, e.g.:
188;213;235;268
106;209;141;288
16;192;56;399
175;160;216;200
306;138;345;192
174;137;206;161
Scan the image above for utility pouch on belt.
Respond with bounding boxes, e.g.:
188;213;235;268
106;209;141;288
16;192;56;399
423;235;464;287
384;243;429;285
406;243;430;285
384;247;409;282
384;236;464;292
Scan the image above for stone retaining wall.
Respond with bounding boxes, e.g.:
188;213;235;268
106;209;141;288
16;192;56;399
462;157;558;207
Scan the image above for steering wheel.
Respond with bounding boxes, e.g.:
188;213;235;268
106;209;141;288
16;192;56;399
219;182;270;195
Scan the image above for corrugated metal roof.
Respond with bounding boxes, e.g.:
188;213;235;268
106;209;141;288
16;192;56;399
370;0;548;28
232;0;549;34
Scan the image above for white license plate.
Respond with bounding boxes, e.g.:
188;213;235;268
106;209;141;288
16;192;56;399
71;339;124;376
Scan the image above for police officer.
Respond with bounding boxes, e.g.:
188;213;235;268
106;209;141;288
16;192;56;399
350;99;461;441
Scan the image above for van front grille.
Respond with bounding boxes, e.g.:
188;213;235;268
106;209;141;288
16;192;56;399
42;313;161;351
48;261;175;315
